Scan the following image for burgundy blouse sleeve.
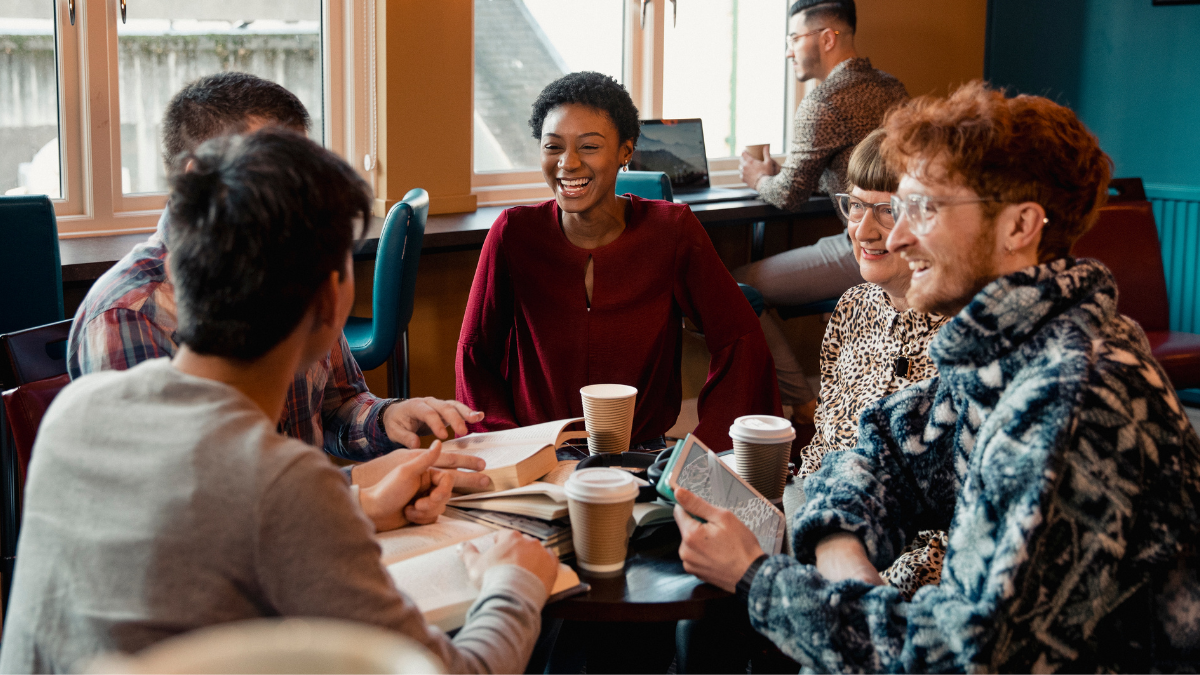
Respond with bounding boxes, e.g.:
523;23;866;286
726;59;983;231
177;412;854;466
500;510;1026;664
672;210;783;450
455;213;520;432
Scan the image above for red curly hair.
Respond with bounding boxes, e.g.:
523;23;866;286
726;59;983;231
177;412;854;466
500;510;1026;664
881;81;1113;262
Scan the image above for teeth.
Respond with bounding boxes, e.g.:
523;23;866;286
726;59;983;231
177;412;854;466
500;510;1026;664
908;261;930;271
865;249;887;255
560;178;590;187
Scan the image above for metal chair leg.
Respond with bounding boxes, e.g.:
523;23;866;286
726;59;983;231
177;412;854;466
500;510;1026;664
751;221;766;261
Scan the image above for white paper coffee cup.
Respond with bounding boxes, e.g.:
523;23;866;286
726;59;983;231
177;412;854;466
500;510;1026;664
579;384;637;455
564;468;639;573
729;415;795;500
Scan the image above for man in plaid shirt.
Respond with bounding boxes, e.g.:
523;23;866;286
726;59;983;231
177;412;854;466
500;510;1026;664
68;72;490;492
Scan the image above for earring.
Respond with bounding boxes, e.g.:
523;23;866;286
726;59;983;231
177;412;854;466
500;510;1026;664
622;163;629;172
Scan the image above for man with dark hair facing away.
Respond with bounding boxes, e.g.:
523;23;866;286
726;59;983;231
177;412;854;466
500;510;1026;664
0;129;559;674
734;0;909;429
67;73;494;530
674;82;1200;672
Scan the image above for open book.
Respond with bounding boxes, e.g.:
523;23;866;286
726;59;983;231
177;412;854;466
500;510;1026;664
443;418;584;492
382;519;584;631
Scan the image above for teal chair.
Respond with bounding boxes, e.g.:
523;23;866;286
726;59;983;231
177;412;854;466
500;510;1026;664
615;170;673;201
0;195;63;388
344;188;428;399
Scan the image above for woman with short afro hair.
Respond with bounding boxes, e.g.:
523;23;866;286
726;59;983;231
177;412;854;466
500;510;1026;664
456;71;781;451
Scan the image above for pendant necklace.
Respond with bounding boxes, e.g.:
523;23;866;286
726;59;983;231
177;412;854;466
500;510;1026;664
893;342;919;379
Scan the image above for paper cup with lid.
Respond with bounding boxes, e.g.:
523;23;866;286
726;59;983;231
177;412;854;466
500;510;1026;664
579;384;637;454
729;415;796;500
564;467;639;573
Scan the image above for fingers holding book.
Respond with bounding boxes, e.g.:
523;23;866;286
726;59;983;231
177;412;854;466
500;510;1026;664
674;488;766;593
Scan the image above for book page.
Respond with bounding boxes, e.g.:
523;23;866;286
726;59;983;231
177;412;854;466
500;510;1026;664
444;442;549;470
448;482;567;504
442;418;581;454
375;517;496;566
387;532;583;632
538;460;579;486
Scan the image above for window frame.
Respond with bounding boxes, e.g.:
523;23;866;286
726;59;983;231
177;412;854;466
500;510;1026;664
40;0;361;238
471;0;792;207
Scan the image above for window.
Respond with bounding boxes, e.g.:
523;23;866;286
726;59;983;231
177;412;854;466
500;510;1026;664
2;0;61;198
2;0;364;236
662;0;789;160
116;5;324;194
473;0;625;173
472;0;792;204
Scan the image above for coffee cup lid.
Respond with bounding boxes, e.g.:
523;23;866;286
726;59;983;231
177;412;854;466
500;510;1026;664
729;415;796;443
564;468;640;504
580;384;638;399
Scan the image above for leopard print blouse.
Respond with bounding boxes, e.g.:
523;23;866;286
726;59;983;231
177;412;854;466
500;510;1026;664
797;283;949;599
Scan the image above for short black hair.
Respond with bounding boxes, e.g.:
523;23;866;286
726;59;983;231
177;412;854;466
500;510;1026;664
167;129;371;361
789;0;856;33
528;71;641;146
161;72;311;168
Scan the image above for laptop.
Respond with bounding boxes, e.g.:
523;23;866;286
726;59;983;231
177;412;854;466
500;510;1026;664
629;119;761;205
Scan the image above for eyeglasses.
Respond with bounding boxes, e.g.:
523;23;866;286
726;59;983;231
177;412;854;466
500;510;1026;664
785;27;838;48
889;193;1002;236
834;193;894;228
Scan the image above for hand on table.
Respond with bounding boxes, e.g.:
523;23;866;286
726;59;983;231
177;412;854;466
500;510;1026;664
461;529;559;596
381;396;484;449
813;532;885;586
358;442;455;532
738;150;780;194
673;488;765;593
352;444;492;492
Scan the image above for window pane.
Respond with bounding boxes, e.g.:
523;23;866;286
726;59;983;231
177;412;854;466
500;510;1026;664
117;2;322;195
1;1;61;198
663;0;789;159
474;0;624;173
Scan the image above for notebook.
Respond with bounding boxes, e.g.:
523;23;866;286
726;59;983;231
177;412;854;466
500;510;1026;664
629;119;760;205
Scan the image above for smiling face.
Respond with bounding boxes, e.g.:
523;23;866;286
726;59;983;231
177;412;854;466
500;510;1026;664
847;186;911;304
886;172;1005;317
539;103;634;216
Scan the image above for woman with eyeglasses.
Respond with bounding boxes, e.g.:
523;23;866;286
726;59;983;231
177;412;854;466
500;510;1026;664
797;128;948;599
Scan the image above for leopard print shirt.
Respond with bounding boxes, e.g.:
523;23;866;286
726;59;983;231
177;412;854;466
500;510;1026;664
757;58;908;212
797;283;948;478
797;283;949;601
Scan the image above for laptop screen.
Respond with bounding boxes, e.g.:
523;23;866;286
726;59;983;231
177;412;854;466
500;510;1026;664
629;119;711;190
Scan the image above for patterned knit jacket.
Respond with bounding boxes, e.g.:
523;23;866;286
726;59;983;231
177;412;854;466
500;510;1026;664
747;258;1200;672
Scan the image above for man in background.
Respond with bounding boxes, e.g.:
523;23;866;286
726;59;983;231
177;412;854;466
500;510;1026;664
735;0;907;426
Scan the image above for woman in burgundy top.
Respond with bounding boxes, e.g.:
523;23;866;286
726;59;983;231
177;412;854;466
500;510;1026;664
456;72;780;451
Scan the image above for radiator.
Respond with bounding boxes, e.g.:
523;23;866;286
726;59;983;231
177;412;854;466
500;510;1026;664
1146;183;1200;334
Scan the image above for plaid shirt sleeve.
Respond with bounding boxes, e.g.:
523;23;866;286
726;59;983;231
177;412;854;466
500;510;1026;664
69;308;177;379
318;334;395;460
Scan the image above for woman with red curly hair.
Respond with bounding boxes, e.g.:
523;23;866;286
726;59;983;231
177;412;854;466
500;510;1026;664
672;81;1200;672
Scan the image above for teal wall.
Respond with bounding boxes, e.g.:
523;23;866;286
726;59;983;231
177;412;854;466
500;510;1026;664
986;0;1200;187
